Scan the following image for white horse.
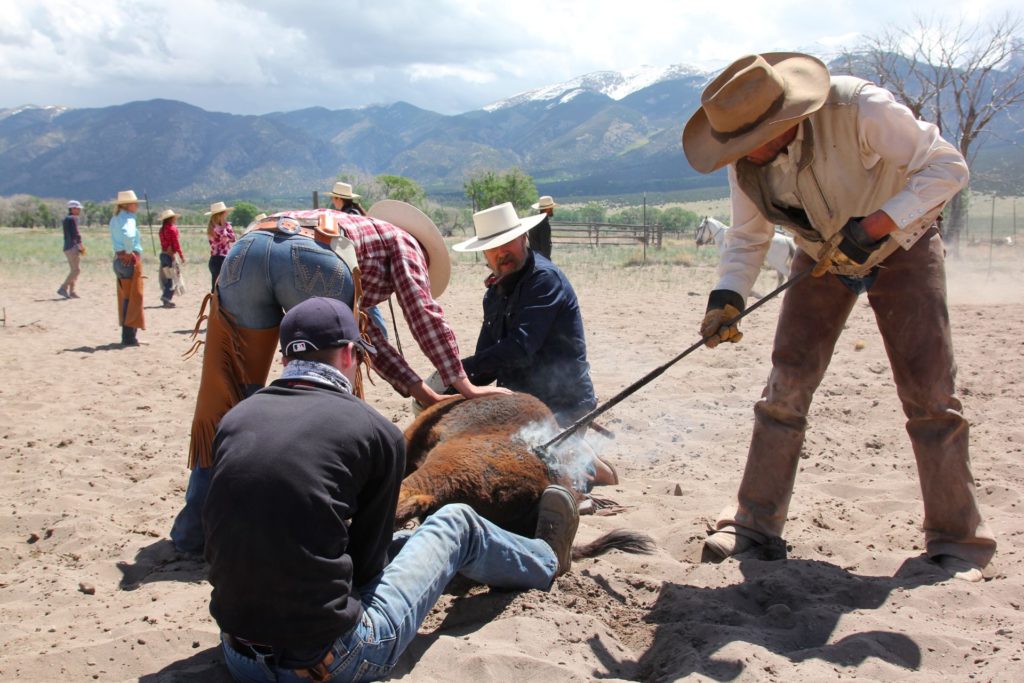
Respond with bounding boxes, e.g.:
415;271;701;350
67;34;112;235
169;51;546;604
695;216;796;290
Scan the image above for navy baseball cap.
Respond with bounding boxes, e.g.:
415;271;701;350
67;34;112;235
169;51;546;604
279;297;375;357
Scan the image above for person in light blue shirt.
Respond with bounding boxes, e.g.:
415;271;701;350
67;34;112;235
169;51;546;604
109;190;145;346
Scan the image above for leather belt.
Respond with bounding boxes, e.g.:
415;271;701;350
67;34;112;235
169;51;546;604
251;214;340;246
224;633;336;681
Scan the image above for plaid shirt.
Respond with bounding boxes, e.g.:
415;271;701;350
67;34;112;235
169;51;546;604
159;222;184;259
282;209;465;394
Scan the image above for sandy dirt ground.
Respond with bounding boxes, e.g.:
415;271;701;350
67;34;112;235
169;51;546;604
1;244;1022;682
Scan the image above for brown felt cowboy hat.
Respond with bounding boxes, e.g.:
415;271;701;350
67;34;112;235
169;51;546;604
682;52;830;174
368;200;451;298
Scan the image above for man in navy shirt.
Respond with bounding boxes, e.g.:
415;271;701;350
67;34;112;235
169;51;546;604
454;203;616;487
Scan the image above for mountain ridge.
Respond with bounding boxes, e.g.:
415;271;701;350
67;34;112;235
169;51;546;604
1;59;1019;203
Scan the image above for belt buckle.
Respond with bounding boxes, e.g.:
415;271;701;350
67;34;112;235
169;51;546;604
277;217;300;236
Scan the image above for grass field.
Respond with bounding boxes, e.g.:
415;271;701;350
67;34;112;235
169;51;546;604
3;189;1019;275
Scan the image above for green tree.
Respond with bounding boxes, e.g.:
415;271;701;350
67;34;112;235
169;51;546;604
660;206;700;232
578;202;606;223
376;174;426;206
610;207;642;224
463;168;538;212
230;201;261;227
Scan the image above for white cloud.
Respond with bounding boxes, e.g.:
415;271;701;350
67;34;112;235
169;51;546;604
0;0;1019;114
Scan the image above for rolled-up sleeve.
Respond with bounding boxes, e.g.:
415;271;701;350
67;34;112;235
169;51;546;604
857;85;968;249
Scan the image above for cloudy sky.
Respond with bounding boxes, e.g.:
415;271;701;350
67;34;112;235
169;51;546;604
1;0;1018;116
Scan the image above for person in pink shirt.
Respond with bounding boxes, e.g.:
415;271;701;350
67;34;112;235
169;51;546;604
205;201;236;291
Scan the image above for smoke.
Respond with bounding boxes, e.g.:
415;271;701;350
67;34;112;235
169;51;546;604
515;418;609;490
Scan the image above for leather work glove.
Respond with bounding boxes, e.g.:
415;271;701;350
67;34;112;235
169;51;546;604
813;218;888;276
701;290;745;348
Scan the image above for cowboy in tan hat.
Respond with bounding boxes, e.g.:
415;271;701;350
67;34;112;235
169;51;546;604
325;181;367;216
684;52;994;580
107;190;145;346
527;195;557;259
170;201;509;556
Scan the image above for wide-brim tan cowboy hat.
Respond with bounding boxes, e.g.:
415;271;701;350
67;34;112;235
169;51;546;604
204;201;233;216
326;181;360;199
113;190;139;205
453;202;547;253
368;200;451;298
531;195;558;211
157;209;180;222
682;52;830;174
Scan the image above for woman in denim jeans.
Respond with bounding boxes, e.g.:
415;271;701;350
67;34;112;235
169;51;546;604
205;201;236;291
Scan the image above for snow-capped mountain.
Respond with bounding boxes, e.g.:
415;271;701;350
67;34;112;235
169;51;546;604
0;104;70;121
483;64;708;112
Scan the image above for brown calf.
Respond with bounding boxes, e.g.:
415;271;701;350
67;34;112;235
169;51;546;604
398;392;653;559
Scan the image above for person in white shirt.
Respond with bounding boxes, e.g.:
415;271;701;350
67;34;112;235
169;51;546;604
682;52;995;581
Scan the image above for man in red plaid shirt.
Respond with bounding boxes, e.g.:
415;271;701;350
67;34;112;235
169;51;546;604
171;201;507;556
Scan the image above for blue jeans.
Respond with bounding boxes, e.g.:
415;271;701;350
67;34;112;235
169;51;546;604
366;305;388;340
170;465;212;554
159;253;175;300
220;504;557;682
172;231;355;553
217;230;355;329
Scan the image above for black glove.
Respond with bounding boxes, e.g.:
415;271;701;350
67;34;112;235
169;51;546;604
837;218;888;265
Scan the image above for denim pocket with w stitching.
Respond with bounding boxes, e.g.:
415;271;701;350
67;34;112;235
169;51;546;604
219;234;255;288
290;242;351;298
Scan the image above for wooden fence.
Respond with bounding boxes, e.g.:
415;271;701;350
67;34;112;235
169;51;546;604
550;221;664;249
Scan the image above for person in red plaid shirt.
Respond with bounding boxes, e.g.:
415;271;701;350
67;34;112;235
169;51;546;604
170;200;508;556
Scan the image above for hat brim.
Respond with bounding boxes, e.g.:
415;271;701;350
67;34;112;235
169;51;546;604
327;192;360;199
452;213;547;253
531;202;558;210
204;206;234;216
367;200;451;298
682;53;830;174
113;198;139;205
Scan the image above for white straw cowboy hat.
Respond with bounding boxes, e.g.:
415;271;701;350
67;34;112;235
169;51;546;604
204;201;233;216
368;200;451;298
453;202;547;253
326;182;360;199
531;195;558;211
682;52;830;174
113;190;139;205
157;209;180;222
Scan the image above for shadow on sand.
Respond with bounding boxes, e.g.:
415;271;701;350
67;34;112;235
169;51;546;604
627;554;948;681
139;645;231;682
117;538;207;591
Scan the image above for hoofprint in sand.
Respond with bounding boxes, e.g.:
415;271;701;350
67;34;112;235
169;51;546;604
1;246;1022;681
